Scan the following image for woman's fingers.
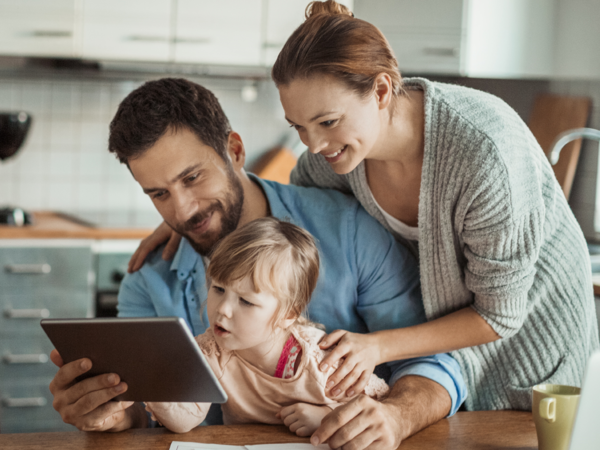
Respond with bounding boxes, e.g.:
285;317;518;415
319;329;346;349
128;221;175;273
162;231;182;260
346;370;371;398
327;363;360;398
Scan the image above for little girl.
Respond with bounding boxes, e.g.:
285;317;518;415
144;217;388;435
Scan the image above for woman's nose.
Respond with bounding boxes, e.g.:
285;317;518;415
306;131;328;155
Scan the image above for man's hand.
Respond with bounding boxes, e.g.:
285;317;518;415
319;330;382;399
49;349;146;432
312;375;452;450
128;221;181;273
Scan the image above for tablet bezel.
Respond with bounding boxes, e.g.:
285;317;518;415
41;317;227;403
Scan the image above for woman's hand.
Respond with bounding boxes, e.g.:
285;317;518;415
128;221;182;273
277;403;332;437
319;330;382;400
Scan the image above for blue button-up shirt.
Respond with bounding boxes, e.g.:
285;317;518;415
118;175;466;415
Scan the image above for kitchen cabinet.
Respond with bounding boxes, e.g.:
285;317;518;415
354;0;555;78
554;0;600;79
263;0;354;66
0;0;82;59
0;240;94;433
173;0;263;66
82;0;172;62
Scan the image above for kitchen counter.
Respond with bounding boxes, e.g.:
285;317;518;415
0;211;154;240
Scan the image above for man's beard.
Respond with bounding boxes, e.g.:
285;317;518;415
172;169;244;256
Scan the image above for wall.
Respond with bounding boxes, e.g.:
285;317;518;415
0;73;291;225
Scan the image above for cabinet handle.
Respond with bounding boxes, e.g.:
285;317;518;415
30;30;72;38
2;397;48;408
125;35;169;42
173;37;211;44
423;47;458;57
4;308;50;319
4;263;51;274
3;352;49;364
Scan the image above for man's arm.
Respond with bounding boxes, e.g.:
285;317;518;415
312;375;451;449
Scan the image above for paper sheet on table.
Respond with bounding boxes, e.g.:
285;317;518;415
169;441;330;450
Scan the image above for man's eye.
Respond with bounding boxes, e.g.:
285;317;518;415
289;124;302;131
240;298;254;307
185;174;199;184
152;191;166;200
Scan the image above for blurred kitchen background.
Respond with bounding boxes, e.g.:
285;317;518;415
1;0;600;434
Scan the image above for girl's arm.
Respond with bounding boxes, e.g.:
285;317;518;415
144;401;211;433
320;307;499;399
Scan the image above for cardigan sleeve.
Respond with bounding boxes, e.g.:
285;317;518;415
460;143;545;339
290;150;352;193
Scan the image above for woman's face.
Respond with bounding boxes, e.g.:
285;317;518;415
278;75;383;175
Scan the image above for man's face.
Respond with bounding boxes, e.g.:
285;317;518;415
129;127;244;256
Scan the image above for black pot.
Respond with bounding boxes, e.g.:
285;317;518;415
0;112;32;160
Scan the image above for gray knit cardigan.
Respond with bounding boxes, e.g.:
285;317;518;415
290;77;599;411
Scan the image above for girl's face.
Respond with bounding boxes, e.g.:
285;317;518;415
278;75;383;175
207;276;289;359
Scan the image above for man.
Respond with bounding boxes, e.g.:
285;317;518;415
49;78;466;449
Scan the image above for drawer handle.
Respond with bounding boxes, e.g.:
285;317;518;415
423;47;458;57
4;263;51;274
3;352;49;364
4;308;50;319
2;397;48;408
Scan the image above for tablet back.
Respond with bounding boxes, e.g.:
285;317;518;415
41;317;227;403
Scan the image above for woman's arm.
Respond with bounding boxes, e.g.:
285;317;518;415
320;307;499;398
128;221;182;273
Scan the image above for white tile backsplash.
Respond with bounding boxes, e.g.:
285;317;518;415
0;75;291;220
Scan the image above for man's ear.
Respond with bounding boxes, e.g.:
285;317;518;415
227;131;246;170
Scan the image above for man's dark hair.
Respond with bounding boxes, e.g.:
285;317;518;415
108;78;232;164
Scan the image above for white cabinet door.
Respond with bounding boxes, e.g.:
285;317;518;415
0;0;82;58
354;0;464;75
82;0;171;62
263;0;354;67
173;0;263;66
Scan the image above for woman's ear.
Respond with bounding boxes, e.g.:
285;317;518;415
373;73;393;111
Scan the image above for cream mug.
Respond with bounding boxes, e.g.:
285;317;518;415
532;384;581;450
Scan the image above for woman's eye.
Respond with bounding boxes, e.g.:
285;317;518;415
212;286;225;294
321;120;335;127
240;298;254;307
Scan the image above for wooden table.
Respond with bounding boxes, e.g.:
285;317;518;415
0;411;537;449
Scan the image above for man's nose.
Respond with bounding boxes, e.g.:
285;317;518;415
173;190;199;223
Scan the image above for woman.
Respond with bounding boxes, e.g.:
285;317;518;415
130;0;598;411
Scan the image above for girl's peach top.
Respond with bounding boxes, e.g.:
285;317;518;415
145;323;389;433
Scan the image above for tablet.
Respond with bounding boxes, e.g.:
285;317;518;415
41;317;227;403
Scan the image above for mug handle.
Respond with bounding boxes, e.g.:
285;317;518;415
539;397;557;423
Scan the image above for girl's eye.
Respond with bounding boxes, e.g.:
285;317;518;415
240;298;254;307
321;120;335;127
212;286;225;294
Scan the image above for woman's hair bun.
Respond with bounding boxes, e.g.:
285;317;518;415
305;0;353;20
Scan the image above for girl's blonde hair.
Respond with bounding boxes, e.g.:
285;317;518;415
208;217;320;328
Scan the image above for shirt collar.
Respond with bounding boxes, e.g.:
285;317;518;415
170;236;202;280
247;173;296;224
